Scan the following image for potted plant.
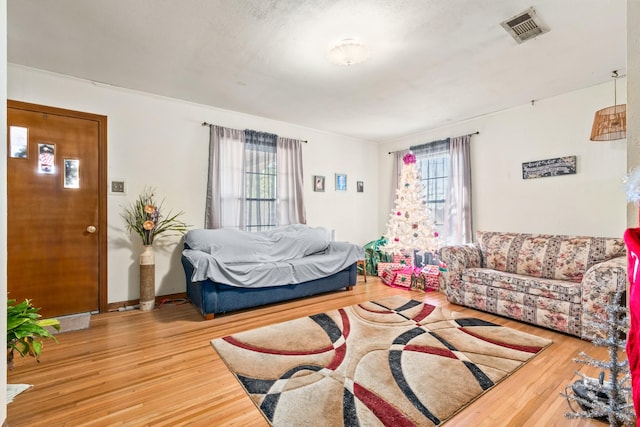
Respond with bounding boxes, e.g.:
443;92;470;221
7;298;60;370
121;187;188;311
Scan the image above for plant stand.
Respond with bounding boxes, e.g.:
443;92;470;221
139;245;155;311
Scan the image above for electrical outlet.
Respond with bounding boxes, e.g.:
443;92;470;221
111;180;126;193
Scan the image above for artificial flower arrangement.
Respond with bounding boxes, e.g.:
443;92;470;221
122;187;189;245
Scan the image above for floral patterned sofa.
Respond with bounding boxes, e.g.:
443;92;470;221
438;231;627;340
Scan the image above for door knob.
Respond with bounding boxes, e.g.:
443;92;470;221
86;225;97;234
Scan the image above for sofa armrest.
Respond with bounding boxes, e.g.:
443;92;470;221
580;256;627;340
438;243;482;292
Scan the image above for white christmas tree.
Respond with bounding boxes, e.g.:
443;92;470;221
381;152;439;257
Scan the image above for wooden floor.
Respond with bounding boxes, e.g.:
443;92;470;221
8;277;614;426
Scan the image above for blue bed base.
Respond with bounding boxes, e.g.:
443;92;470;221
181;255;357;319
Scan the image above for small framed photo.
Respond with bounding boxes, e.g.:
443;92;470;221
37;143;56;174
357;181;364;193
313;175;325;192
64;159;80;188
9;126;28;159
335;173;347;191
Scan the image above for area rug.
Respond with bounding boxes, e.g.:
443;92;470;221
7;384;31;404
212;296;552;426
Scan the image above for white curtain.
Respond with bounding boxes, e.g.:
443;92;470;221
206;126;306;230
276;137;306;225
205;125;245;229
390;149;410;211
444;135;472;244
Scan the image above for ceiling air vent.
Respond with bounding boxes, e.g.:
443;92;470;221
500;7;549;44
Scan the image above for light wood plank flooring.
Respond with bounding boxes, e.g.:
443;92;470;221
8;277;613;426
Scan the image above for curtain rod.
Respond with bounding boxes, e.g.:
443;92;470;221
201;122;308;143
387;131;479;155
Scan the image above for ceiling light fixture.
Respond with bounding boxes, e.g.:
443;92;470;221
327;39;369;66
590;70;626;141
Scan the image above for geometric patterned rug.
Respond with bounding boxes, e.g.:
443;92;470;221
212;296;552;426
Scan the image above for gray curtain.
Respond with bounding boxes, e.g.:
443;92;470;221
205;125;245;229
444;135;472;244
276;137;306;225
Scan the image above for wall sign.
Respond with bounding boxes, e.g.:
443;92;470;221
522;156;576;180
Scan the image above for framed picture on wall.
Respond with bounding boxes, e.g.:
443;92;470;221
313;175;325;192
357;181;364;193
37;142;55;174
9;126;28;159
64;159;80;188
335;173;347;191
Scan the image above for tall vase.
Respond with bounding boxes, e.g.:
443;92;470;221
139;245;155;311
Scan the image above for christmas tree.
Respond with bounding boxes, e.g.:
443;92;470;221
381;152;439;258
563;286;635;426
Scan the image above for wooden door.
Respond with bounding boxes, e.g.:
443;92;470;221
7;101;107;317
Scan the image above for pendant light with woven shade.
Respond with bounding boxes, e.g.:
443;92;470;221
590;70;626;141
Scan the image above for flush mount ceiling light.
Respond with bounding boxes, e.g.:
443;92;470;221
327;39;369;66
590;70;627;142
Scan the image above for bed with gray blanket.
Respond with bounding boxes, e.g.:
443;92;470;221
181;225;364;319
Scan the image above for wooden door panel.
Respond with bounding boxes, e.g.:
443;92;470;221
7;102;107;317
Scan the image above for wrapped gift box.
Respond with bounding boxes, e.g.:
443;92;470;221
379;267;398;286
393;267;414;288
377;262;406;277
380;266;417;289
412;265;441;292
392;252;414;267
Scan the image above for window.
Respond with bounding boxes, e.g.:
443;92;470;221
245;141;277;232
412;138;450;229
417;153;449;227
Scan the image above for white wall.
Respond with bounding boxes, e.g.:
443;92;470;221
628;0;640;226
8;64;379;303
379;80;628;239
1;0;8;420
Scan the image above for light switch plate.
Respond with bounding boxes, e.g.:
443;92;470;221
111;180;126;194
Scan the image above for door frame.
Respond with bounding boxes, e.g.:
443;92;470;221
8;100;108;313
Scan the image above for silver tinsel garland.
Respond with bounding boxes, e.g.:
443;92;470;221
562;288;636;426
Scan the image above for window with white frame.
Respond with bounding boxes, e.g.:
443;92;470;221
417;153;449;227
412;139;450;231
245;139;277;232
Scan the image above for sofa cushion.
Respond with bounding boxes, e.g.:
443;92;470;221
476;231;625;283
461;268;582;303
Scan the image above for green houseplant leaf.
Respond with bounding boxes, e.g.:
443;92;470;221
7;298;60;370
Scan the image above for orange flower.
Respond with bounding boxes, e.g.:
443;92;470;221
144;205;155;214
143;220;155;230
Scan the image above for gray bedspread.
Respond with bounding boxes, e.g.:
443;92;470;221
183;225;364;288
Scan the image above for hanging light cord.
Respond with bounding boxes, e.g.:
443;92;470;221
613;70;619;106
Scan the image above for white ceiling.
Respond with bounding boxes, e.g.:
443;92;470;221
7;0;627;142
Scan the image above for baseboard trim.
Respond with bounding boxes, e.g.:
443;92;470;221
107;292;188;312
